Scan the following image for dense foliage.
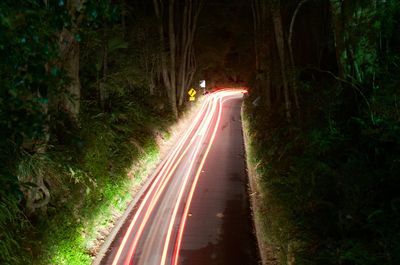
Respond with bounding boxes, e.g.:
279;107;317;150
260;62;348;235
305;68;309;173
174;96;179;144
0;1;174;264
0;2;63;262
247;0;400;264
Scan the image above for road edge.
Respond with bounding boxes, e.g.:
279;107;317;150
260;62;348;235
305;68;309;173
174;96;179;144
241;104;279;265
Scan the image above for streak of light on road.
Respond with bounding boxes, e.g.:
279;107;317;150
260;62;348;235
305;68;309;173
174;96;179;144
104;88;247;265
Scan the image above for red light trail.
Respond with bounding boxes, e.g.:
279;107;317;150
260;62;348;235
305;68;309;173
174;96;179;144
106;89;247;265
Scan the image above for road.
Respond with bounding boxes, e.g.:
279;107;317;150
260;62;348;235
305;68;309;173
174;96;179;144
100;89;259;265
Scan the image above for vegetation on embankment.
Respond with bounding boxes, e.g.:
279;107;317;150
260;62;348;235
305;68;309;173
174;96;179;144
246;1;400;265
0;1;202;264
244;87;400;264
2;93;176;265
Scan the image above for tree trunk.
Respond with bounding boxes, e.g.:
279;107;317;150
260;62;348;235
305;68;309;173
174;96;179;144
252;0;262;96
58;0;86;122
59;28;80;121
288;0;311;112
153;0;178;118
251;0;260;71
178;0;201;107
271;0;291;121
177;0;190;107
329;0;346;78
252;0;272;109
168;0;178;117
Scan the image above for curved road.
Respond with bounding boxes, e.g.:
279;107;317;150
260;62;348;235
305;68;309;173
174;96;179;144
99;89;259;265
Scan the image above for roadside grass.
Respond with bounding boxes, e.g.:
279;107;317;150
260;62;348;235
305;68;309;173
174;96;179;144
242;105;290;265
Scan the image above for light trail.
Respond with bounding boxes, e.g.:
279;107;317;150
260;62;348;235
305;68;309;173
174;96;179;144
124;99;217;265
107;88;248;265
171;90;246;265
160;95;222;265
112;99;210;265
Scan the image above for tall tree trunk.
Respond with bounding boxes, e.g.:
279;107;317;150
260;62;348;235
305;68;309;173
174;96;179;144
177;1;190;107
330;0;346;78
271;0;291;121
178;0;202;107
252;0;262;97
252;0;272;109
59;28;80;121
58;0;86;122
153;0;178;118
251;0;260;71
168;0;178;117
288;0;311;112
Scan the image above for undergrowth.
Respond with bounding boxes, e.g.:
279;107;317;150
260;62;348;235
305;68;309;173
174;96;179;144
243;79;400;265
1;93;173;265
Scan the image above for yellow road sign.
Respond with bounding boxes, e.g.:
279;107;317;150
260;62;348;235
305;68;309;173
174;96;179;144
188;88;196;97
189;96;196;101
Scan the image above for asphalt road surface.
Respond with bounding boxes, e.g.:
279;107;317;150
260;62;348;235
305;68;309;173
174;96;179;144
100;89;259;265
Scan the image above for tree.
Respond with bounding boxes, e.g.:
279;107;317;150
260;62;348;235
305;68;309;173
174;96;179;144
270;0;292;121
153;0;203;117
288;0;312;112
58;0;86;122
177;0;203;106
252;0;272;108
252;0;296;121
